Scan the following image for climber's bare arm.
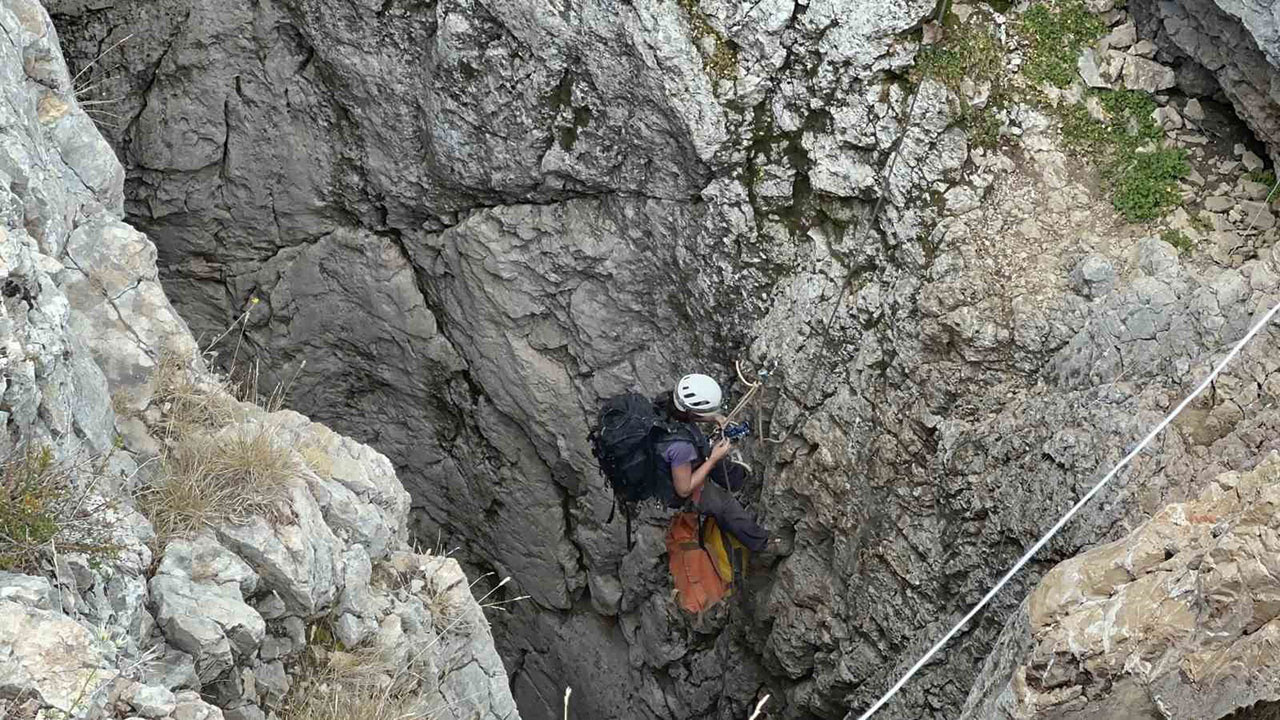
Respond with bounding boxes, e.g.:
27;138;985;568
672;440;732;498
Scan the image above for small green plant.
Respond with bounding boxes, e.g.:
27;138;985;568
676;0;737;80
1161;228;1195;254
915;13;1008;147
1248;169;1277;187
1018;0;1106;88
966;109;1004;148
0;446;119;573
1110;148;1190;221
915;18;1004;86
1058;90;1190;221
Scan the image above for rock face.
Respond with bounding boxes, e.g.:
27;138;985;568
962;455;1280;720
1132;0;1280;159
0;2;518;719
37;2;1280;720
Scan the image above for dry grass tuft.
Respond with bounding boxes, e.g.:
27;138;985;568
282;647;432;720
139;425;297;540
152;349;244;438
298;444;333;479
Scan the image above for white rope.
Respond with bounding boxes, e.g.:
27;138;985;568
856;249;1280;718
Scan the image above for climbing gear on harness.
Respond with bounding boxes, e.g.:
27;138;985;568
673;374;723;416
721;420;751;442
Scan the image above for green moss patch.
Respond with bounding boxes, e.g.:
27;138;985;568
1059;90;1189;221
915;12;1007;147
1018;0;1106;88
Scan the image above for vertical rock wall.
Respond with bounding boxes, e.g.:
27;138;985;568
0;2;520;719
41;0;1280;718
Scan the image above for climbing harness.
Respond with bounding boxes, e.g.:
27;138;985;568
855;178;1280;718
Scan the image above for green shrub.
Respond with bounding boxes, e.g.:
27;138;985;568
1059;90;1189;221
916;17;1004;86
1018;0;1106;88
915;13;1008;147
1161;229;1195;254
0;446;119;573
1248;169;1277;188
1109;149;1190;221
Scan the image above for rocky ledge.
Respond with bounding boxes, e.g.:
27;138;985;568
0;0;518;718
963;453;1280;719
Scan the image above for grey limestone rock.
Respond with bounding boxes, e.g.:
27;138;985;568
1078;48;1110;88
149;539;268;682
127;684;178;719
0;571;54;610
962;457;1280;719
1072;254;1117;299
37;0;1280;717
1133;0;1280;158
1122;54;1177;92
215;483;344;617
0;599;119;714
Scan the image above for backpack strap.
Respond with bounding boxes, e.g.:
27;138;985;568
625;504;634;551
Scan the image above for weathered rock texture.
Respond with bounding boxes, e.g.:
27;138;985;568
0;1;518;719
40;1;1280;720
1132;0;1280;159
962;454;1280;720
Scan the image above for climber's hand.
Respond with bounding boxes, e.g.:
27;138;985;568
709;438;732;463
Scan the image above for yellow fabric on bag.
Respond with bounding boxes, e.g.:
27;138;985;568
701;516;748;590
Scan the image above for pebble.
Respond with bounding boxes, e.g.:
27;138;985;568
1186;168;1206;186
1242;150;1264;172
1183;98;1205;122
1131;39;1157;58
1234;143;1246;157
1100;22;1136;51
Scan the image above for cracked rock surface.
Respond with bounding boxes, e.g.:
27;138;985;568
41;0;1280;719
0;2;518;719
963;454;1280;720
1132;0;1280;160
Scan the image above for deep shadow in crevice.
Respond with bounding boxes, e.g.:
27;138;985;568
1221;700;1280;720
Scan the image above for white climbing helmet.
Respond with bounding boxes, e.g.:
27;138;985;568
673;373;723;417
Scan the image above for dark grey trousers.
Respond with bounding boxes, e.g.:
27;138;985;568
695;472;768;553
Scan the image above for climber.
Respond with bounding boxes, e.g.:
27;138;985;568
654;374;769;552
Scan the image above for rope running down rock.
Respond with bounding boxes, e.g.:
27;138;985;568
855;181;1280;719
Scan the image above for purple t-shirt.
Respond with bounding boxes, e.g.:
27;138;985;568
664;440;698;470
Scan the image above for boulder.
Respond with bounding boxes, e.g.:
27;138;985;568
1077;48;1110;88
1101;21;1137;50
1123;55;1177;92
0;599;118;714
149;571;265;681
1183;97;1206;121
